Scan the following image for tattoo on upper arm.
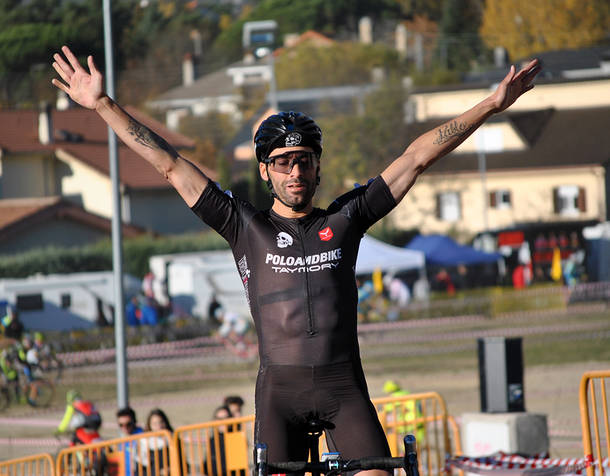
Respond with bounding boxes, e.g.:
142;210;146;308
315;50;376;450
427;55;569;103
127;119;177;157
433;120;473;145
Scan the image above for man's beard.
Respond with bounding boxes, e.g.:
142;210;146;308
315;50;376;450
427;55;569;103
275;177;316;209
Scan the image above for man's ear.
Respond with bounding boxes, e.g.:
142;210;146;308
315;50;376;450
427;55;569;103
259;162;269;181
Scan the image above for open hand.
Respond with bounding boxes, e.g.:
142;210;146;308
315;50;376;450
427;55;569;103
490;58;541;113
52;46;104;110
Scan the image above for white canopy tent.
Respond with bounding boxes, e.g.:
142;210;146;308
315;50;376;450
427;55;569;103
356;234;426;275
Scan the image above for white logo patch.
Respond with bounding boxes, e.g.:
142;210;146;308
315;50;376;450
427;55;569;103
285;132;302;147
276;232;294;248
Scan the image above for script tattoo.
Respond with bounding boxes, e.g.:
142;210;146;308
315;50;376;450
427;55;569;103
433;120;472;145
127;119;176;156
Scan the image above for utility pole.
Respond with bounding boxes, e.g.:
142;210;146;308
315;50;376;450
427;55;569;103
103;0;129;408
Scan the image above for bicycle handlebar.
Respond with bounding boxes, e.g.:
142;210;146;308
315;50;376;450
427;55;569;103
267;456;405;473
257;434;419;476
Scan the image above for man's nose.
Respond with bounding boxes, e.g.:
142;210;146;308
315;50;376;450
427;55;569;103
288;160;305;176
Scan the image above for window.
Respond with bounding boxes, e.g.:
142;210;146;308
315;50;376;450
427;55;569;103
61;293;71;309
489;190;512;209
436;191;461;222
553;185;586;216
16;294;43;311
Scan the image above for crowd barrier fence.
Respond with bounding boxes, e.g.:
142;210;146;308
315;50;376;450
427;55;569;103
580;369;610;476
0;453;55;476
55;430;178;476
0;393;459;476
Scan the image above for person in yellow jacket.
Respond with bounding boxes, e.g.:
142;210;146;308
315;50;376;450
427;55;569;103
383;380;425;443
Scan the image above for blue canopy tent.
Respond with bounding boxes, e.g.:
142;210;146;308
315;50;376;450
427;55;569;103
405;234;501;266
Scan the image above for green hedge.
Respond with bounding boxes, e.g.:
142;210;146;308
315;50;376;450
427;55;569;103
398;283;566;320
0;231;229;279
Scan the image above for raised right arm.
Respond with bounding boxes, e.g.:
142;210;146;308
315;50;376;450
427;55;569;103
52;45;208;207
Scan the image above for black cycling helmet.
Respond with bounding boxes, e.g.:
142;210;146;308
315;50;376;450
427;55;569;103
254;111;322;163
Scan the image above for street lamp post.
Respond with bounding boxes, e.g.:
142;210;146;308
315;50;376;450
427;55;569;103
103;0;129;408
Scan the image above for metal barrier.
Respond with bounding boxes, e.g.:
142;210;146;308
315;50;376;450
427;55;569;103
0;393;459;476
173;392;459;476
373;392;455;476
0;453;55;476
173;415;254;476
580;369;610;476
56;430;178;476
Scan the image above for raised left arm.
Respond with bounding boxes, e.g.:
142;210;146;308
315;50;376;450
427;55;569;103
381;58;541;203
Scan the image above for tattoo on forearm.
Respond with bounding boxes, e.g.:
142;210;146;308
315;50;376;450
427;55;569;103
127;119;177;156
433;120;473;145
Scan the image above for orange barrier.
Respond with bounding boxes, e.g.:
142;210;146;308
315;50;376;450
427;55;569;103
173;415;254;476
373;392;456;476
580;369;610;476
56;430;178;476
173;392;459;476
0;453;55;476
1;393;460;476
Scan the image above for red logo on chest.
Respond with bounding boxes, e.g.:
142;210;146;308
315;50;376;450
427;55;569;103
318;227;334;241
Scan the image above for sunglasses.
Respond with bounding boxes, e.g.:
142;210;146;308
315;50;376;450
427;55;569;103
118;421;134;429
267;151;318;174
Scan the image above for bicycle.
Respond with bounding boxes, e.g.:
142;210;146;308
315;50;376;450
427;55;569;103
0;373;55;411
255;418;420;476
31;346;64;382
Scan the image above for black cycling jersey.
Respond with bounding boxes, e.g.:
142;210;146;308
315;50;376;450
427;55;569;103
192;175;396;464
191;175;396;367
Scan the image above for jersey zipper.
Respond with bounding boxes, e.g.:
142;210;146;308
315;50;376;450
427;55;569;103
298;221;316;335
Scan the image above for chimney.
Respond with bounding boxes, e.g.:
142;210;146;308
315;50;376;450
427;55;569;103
38;101;53;145
56;90;71;111
359;17;373;44
182;53;195;86
395;23;408;59
190;29;203;58
494;46;508;68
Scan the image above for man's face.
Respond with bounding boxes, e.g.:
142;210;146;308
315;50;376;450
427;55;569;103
117;415;135;435
228;403;242;417
260;146;319;211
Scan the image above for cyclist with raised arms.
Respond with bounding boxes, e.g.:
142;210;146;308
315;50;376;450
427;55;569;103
51;45;540;475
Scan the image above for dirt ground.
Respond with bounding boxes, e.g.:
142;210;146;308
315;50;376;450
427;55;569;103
0;359;604;462
1;307;608;462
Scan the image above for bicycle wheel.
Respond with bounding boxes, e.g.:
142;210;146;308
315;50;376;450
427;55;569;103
0;387;10;412
42;356;64;382
27;379;55;407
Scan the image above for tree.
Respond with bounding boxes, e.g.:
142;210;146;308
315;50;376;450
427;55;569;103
480;0;610;60
274;41;404;89
436;0;485;71
0;0;128;107
316;79;407;205
211;0;403;64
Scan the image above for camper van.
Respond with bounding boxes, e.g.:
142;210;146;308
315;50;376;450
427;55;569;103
148;250;250;321
0;272;141;331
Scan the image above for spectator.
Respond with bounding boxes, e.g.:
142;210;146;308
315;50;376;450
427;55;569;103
207;294;223;327
1;306;24;341
126;296;142;327
117;407;144;476
139;408;174;476
434;268;455;295
384;274;410;321
382;380;425;443
223;395;244;432
223;395;244;418
204;406;232;476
